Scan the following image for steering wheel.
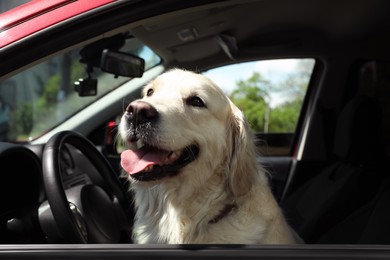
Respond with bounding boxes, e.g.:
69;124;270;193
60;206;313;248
40;130;133;243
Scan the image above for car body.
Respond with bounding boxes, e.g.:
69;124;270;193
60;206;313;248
1;0;390;259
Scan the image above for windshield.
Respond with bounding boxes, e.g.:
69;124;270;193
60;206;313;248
0;1;29;13
0;37;161;142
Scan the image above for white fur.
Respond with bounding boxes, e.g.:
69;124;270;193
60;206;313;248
120;68;299;244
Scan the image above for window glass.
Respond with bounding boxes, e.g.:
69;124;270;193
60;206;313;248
203;59;315;156
0;38;161;142
0;1;30;13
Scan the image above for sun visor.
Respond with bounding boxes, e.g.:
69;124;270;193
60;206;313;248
168;37;221;62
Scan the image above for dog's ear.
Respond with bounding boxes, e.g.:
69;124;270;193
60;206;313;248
226;100;258;197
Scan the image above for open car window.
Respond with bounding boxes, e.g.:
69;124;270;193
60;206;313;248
203;59;315;156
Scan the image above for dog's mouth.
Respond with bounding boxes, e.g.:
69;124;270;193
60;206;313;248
120;140;199;181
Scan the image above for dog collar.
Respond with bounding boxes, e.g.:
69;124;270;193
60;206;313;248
209;203;237;224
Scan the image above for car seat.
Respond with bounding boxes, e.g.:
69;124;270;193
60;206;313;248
281;96;386;244
316;177;390;244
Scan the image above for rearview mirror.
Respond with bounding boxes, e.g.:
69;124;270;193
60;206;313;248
100;49;145;77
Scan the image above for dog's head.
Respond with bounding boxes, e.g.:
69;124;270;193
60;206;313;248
119;69;258;196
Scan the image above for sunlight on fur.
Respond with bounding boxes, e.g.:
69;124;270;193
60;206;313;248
119;68;300;244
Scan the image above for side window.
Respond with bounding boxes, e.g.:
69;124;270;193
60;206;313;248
203;59;315;156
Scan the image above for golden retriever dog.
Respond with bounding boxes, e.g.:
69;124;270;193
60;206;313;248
119;68;299;244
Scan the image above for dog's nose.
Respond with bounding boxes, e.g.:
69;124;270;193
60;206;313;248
125;100;158;124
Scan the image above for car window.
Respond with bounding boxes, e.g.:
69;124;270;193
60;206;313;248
0;37;161;143
203;59;315;156
0;1;29;13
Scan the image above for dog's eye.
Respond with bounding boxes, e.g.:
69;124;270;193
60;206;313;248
146;89;154;97
187;96;206;108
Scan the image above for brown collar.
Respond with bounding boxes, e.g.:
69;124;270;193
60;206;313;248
209;204;237;224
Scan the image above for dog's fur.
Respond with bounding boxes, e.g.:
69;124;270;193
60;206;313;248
119;68;298;244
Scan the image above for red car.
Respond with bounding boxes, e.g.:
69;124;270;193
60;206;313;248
1;0;390;259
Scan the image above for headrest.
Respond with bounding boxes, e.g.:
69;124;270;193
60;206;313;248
333;96;384;164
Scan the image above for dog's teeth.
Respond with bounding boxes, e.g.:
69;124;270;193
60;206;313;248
168;151;182;161
143;165;154;172
136;139;144;149
168;152;176;161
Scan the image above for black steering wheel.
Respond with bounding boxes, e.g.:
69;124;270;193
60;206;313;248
40;131;133;243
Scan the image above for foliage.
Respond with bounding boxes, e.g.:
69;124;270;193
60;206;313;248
269;99;302;132
12;50;90;140
15;102;33;135
229;61;311;133
42;75;60;105
71;58;85;83
230;72;270;132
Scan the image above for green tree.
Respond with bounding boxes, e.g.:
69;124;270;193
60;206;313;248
229;59;312;133
230;72;272;132
269;99;302;132
15;102;33;135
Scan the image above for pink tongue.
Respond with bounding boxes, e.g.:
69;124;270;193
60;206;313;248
120;147;171;175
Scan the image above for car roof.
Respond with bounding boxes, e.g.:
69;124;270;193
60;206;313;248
1;0;390;76
0;0;115;48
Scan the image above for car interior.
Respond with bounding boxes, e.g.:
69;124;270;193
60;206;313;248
1;0;390;250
